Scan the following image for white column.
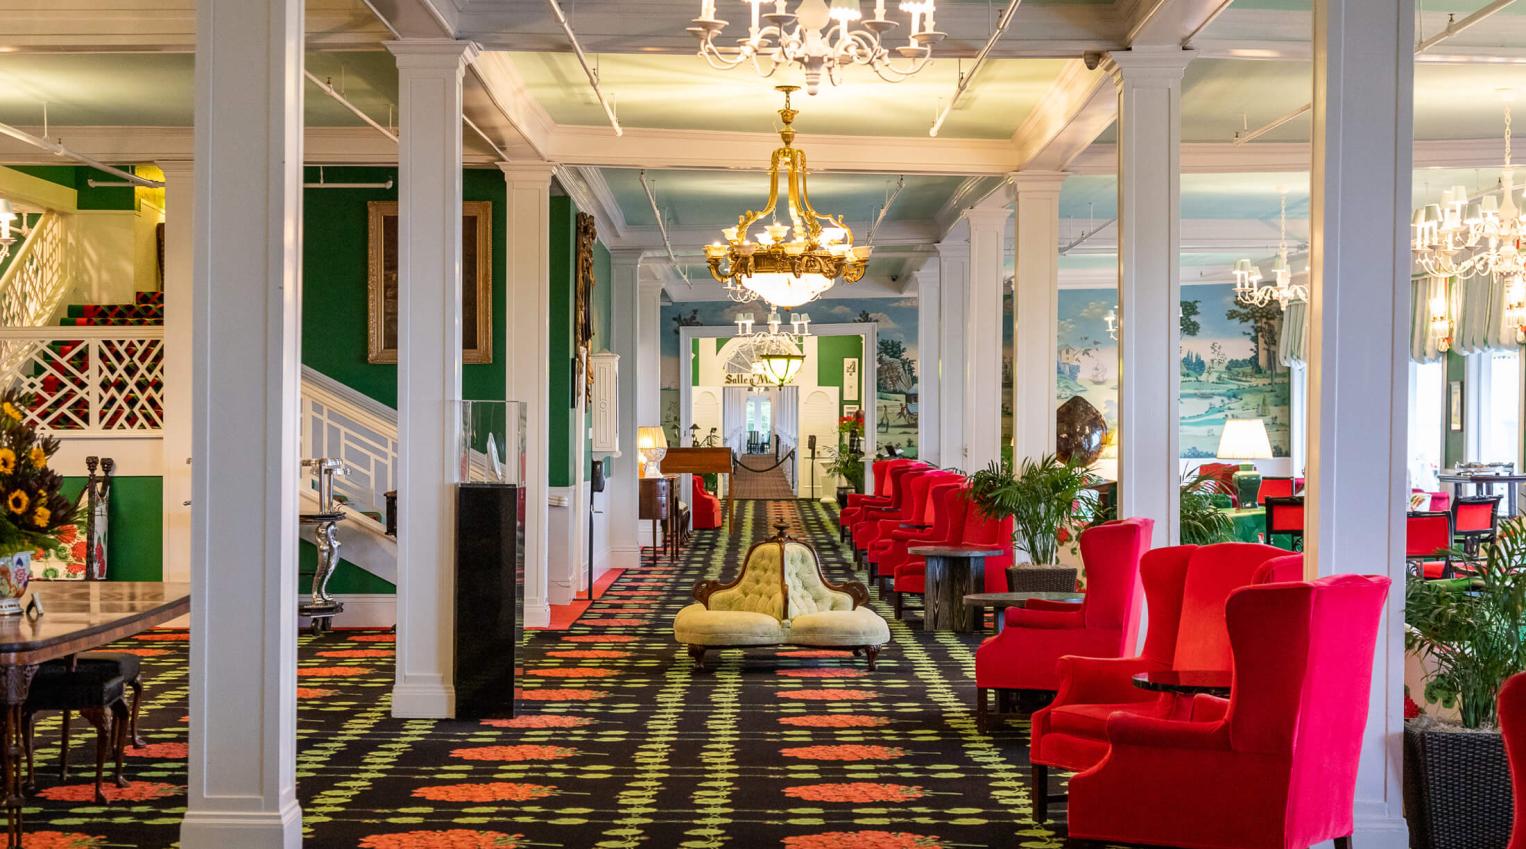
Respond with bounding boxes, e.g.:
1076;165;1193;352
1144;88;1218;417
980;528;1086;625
1011;171;1066;463
607;249;645;568
914;265;941;466
180;0;302;844
1307;0;1414;844
965;206;1011;471
157;159;194;586
636;274;664;426
502;161;554;627
387;38;478;720
936;240;968;468
1112;47;1191;548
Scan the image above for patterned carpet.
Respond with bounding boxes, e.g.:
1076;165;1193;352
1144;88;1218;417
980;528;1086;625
21;499;1105;849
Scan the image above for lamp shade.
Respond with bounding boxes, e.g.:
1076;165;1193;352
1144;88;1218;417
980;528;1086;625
636;426;668;453
1217;417;1273;460
760;351;805;386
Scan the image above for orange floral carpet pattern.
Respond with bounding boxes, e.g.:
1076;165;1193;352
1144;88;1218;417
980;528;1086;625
20;499;1097;848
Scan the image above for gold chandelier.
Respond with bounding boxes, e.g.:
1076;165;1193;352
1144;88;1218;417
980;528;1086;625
704;86;871;309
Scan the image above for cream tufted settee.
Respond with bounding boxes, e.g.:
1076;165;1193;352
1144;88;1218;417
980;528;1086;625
674;527;891;669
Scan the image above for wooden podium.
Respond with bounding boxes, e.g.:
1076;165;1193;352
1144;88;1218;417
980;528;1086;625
659;447;736;527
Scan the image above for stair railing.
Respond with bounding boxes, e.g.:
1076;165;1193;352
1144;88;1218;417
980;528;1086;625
0;212;72;331
299;366;397;520
0;326;164;433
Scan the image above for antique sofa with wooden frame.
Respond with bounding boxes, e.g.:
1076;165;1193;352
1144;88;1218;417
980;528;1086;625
674;526;891;669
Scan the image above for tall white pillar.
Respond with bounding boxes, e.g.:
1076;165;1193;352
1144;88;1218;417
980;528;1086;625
387;38;478;720
936;241;968;468
1112;47;1191;548
180;0;302;845
636;274;664;427
914;265;941;466
607;249;645;568
1307;0;1414;844
157;159;194;586
1011;172;1066;463
502;161;555;627
965;206;1011;471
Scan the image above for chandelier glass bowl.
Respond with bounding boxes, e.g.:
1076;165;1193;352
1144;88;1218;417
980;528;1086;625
690;0;943;95
705;86;871;309
736;309;810;386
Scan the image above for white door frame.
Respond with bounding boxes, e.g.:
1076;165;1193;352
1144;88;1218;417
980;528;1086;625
679;322;880;493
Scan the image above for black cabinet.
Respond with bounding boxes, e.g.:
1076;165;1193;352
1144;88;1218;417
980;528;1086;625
453;482;524;719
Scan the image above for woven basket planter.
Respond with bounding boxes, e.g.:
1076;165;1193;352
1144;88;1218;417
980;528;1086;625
1005;565;1079;593
1403;720;1513;849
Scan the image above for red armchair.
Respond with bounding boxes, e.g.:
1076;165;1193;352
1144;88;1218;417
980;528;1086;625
865;471;961;581
838;458;914;539
850;465;934;561
1027;543;1296;821
1196;462;1242;506
1502;671;1526;849
868;473;963;585
973;517;1154;732
691;476;722;530
1066;573;1390;849
891;494;1013;619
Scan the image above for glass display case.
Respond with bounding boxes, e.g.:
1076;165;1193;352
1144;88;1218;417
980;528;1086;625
454;400;527;718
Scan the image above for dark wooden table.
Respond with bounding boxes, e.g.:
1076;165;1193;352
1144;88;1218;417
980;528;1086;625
0;582;189;846
638;475;677;565
909;545;1001;633
962;591;1085;634
1131;669;1232;698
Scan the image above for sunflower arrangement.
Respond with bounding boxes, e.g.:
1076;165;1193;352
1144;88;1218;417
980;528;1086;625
0;389;75;558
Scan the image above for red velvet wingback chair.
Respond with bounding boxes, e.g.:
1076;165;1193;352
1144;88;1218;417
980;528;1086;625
1066;574;1391;849
691;476;722;530
972;517;1154;731
1501;671;1526;849
851;465;934;558
867;472;963;583
892;495;1015;612
1026;543;1296;821
838;459;911;539
843;460;921;541
887;483;975;615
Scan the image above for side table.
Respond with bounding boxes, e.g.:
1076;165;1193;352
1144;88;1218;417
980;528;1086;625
909;545;1002;633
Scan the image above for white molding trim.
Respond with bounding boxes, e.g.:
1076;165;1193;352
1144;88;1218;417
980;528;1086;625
390;681;456;719
179;806;303;849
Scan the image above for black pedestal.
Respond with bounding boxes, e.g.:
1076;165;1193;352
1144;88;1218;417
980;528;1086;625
454;483;524;719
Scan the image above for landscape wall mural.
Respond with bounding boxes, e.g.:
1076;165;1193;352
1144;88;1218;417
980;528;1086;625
660;297;921;457
1055;282;1291;459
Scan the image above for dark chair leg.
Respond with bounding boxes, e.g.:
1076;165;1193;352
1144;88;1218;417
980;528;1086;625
1332;837;1352;849
110;701;129;787
22;713;33;794
688;646;707;671
58;709;71;782
976;687;989;733
1032;763;1048;823
864;645;880;671
128;678;145;748
80;707;107;804
893;592;904;619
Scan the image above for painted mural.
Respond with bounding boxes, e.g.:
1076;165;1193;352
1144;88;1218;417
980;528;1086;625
1055;283;1291;459
660;297;921;457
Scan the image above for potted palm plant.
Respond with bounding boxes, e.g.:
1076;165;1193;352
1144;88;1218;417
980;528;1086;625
1403;516;1526;849
826;412;865;503
967;455;1097;590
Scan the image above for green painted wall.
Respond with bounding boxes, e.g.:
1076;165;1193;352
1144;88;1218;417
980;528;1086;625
1444;350;1468;467
60;476;162;581
815;334;865;421
549;196;577;488
299;540;395;595
8;165;135;210
300;166;509;408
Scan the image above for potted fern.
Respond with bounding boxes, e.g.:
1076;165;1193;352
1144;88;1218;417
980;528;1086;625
968;455;1097;590
1403;516;1526;849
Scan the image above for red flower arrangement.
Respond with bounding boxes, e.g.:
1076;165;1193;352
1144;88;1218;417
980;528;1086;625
783;783;926;803
778;715;889;729
778;688;878;701
779;744;905;761
449;745;576;763
412;782;555;803
481;715;592;729
358;830;522;849
783;832;941;849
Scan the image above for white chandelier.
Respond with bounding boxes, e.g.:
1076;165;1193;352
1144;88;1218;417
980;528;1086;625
1233;193;1307;310
736;308;811;386
689;0;943;96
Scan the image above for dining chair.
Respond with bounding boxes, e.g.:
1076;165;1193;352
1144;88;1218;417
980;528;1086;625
1405;510;1455;579
1451;494;1501;557
1264;495;1305;550
1256;476;1296;505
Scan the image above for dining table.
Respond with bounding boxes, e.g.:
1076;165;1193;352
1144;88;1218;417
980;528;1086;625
0;581;189;847
1438;468;1526;516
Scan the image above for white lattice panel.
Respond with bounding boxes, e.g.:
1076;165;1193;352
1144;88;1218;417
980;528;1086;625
0;331;165;435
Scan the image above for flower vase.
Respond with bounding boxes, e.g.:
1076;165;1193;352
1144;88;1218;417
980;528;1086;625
0;551;31;615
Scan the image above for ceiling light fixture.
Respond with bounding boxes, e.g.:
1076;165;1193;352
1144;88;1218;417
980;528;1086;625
705;86;871;309
689;0;942;96
737;308;811;386
1233;192;1307;310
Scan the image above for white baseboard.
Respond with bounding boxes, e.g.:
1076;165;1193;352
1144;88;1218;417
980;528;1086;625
180;802;302;849
297;593;396;630
390;681;456;719
608;544;642;570
1351;815;1409;849
524;601;551;628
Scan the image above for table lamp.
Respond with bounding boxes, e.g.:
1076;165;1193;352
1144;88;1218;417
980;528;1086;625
637;426;668;478
1217;417;1272;505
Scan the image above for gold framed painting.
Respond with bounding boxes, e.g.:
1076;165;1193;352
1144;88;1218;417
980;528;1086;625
366;200;493;364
